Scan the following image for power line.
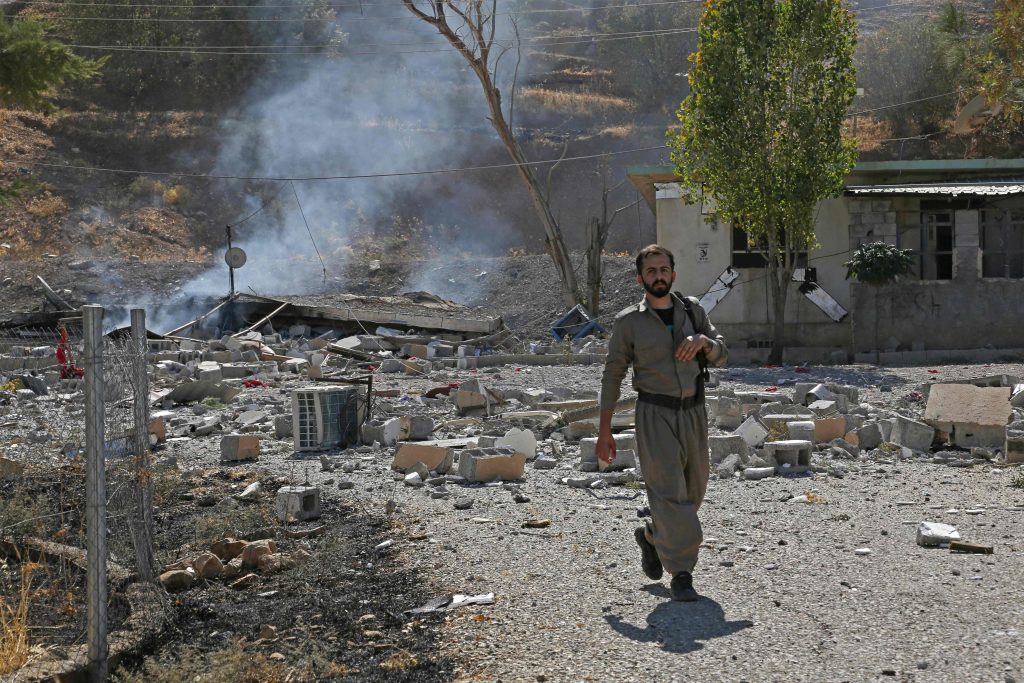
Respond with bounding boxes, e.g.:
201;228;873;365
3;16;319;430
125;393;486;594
38;0;706;12
67;27;697;55
849;89;962;116
2;143;669;182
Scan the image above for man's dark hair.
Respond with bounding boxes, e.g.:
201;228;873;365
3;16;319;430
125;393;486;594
635;244;675;274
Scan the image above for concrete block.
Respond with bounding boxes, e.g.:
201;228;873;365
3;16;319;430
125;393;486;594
761;413;814;431
399;415;435;441
714;396;743;429
1006;425;1024;464
401;343;430;359
197;361;223;382
735;415;769;447
709;434;749;466
600;448;638;472
814;417;847;443
454;390;488;413
275;485;321;523
808;399;839;416
220;434;260;462
890;415;936;451
457;447;526;482
855;422;882;450
361;418;402;446
763;440;813;471
580;434;637;464
563;421;598;440
379;358;404;373
923;384;1012;448
495;427;538;460
392;443;454;474
787;421;816;443
793;383;816;406
742;467;775;481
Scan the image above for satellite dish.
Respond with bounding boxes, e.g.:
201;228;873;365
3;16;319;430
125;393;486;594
225;247;247;269
953;94;1003;135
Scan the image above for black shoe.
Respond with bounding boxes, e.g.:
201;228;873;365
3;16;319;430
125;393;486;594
670;572;699;602
634;526;663;580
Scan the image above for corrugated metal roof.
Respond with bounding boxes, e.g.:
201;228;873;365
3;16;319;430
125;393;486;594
848;184;1024;196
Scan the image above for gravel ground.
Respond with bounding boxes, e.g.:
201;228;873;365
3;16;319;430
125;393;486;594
123;359;1024;683
4;252;1024;682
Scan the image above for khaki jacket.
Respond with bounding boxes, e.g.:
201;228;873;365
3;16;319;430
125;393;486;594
599;293;727;411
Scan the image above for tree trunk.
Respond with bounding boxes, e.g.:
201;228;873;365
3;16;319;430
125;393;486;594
474;70;580;308
586;216;602;316
766;259;790;365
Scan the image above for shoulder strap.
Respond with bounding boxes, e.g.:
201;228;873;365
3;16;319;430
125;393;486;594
678;295;711;390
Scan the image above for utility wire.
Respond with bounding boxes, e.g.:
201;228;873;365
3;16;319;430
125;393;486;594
849;89;962;116
229;180;288;227
68;27;697;55
290;180;327;282
0;143;668;182
39;0;706;11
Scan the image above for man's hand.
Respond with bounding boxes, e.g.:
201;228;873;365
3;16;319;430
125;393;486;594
596;430;616;466
675;333;711;362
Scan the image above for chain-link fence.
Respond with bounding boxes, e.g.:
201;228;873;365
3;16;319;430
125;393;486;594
0;307;159;680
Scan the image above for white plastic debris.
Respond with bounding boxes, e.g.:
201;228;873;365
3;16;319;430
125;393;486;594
854;548;872;556
916;521;961;547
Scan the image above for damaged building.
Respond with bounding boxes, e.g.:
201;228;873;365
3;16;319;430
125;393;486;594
628;159;1024;363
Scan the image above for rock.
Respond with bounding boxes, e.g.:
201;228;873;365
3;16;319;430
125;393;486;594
241;539;277;568
159;568;195;592
236;481;262;501
259;625;278;640
716;453;743;479
890;415;936;451
223;557;243;579
258;552;296;575
495;427;538;460
533;456;557;470
337;480;356;490
319;455;336;472
192;552;224;579
210;538;248;562
454;498;474;510
230;573;260;590
220;434;260;462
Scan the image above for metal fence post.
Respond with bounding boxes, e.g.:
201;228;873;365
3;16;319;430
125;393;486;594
130;308;156;583
83;305;108;681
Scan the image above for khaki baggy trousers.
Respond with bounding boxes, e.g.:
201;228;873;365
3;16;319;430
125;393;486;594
635;401;710;576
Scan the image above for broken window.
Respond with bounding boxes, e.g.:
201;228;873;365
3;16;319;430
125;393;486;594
730;225;807;269
981;208;1024;278
918;210;955;280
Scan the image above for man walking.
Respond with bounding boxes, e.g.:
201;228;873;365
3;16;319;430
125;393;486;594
596;244;728;601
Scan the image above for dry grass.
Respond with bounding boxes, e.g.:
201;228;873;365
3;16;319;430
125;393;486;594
845;116;895;152
519;87;635;114
598;124;636;138
161;184;187;206
0;562;39;675
552;66;613;79
25;194;67;219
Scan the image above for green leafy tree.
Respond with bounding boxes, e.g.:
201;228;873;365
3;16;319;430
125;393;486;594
668;0;857;363
0;14;106;110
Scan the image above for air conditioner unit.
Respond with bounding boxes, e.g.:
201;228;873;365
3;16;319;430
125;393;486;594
292;386;365;451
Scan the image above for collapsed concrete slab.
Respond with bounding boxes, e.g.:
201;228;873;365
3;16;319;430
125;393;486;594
923;384;1012;448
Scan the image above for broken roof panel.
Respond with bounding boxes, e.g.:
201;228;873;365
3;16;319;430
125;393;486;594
235;292;500;334
847;182;1024;197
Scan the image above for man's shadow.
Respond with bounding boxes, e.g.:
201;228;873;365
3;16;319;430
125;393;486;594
604;585;754;654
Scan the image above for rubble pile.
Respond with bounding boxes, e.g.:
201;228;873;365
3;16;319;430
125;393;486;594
705;375;1024;481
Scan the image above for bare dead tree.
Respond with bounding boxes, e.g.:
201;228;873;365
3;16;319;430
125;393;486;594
585;157;639;315
401;0;582;307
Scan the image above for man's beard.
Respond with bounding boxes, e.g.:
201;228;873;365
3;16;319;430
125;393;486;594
643;279;671;297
